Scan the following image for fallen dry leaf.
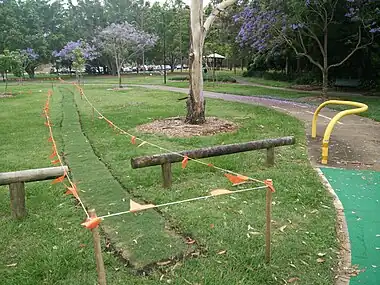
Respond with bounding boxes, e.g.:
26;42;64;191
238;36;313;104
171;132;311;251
287;277;300;283
279;225;287;233
217;250;227;255
317;258;325;263
157;260;171;266
6;263;17;267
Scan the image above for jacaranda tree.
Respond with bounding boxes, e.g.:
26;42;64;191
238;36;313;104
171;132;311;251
53;40;97;82
95;22;158;88
235;0;380;97
20;48;39;79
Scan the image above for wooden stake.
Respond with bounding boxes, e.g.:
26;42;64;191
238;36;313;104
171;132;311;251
9;182;26;219
88;209;107;285
161;162;172;188
265;186;272;263
266;147;275;166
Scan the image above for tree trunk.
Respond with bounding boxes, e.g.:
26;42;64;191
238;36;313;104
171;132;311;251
26;67;35;79
5;71;8;93
322;69;328;98
186;0;205;124
296;57;301;73
322;28;329;98
117;69;122;88
285;56;289;75
171;53;175;72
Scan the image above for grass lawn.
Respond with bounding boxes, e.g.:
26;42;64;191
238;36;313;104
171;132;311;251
235;76;294;88
165;81;310;99
1;80;338;284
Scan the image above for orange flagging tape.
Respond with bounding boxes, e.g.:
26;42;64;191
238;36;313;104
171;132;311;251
264;179;275;193
65;184;79;199
182;156;189;169
52;173;66;184
49;149;57;159
131;136;136;144
43;89;89;218
224;173;249;185
81;217;102;229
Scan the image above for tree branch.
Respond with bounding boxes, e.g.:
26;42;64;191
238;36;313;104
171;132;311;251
328;0;339;25
203;0;237;40
328;27;373;71
276;27;323;72
303;24;326;57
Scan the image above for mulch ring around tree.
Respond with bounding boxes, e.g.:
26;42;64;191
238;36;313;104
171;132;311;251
136;116;238;137
106;87;132;91
0;92;14;98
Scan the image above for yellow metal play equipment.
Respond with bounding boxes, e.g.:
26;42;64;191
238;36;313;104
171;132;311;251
312;100;368;164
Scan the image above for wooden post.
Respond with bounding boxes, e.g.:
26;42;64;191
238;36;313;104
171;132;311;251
266;147;275;166
88;209;107;285
265;185;272;263
161;163;172;188
9;182;26;219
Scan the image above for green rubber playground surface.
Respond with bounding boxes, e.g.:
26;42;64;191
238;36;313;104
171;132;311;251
321;167;380;284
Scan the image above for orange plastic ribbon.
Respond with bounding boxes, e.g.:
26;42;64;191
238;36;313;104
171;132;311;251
131;136;136;144
264;179;275;193
51;159;60;165
182;156;189;169
224;173;249;185
49;149;57;159
65;184;79;199
52;173;66;184
81;217;102;229
48;136;53;142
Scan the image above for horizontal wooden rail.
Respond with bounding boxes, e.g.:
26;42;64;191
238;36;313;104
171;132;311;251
131;136;295;169
131;137;295;188
0;166;68;186
0;166;68;219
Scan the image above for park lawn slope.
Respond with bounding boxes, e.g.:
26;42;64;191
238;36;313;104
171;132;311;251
67;84;339;284
166;81;310;99
0;85;158;285
54;85;187;268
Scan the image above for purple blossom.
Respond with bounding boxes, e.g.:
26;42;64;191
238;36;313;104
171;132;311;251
95;22;158;60
53;40;97;62
234;5;285;52
21;48;39;60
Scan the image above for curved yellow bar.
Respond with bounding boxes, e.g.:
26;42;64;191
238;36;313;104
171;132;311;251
311;100;368;164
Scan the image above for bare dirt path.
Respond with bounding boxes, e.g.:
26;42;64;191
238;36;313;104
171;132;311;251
134;84;380;171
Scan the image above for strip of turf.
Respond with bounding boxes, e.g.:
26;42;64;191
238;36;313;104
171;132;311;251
56;85;187;269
